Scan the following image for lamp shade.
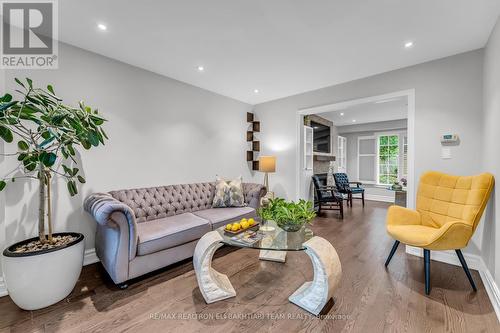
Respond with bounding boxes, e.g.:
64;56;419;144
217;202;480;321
259;156;276;173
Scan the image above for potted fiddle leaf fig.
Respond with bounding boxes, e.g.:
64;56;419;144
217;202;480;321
0;78;108;310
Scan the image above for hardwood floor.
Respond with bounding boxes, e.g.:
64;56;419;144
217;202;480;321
0;201;498;332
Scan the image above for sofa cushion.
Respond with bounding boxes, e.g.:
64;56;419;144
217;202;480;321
193;207;256;230
136;213;211;256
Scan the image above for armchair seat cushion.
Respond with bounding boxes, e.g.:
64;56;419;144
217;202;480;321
348;187;364;193
136;213;211;256
387;224;441;247
193;207;256;230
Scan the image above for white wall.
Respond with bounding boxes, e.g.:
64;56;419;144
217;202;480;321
0;43;255;254
254;50;485;256
482;16;500;291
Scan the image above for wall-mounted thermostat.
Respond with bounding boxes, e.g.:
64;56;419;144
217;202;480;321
440;134;459;144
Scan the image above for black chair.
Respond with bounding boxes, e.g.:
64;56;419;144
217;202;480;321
333;173;365;206
312;174;344;219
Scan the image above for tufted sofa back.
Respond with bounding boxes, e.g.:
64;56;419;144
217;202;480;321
109;182;264;223
416;171;494;231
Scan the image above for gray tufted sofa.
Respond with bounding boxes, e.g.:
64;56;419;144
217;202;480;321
84;182;266;286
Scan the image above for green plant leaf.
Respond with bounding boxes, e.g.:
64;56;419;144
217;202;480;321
47;85;55;94
67;180;78;196
88;130;99;146
62;164;72;175
0;126;13;143
0;180;6;191
77;175;86;183
14;78;25;88
71;167;79;176
17;140;29;151
1;93;12;102
39;135;55;148
40;152;57;167
0;101;17;112
26;78;33;88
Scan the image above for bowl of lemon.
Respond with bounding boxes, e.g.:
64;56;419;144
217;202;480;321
224;218;259;234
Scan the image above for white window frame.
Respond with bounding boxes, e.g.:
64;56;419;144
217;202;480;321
376;131;407;186
357;135;377;184
337;135;347;173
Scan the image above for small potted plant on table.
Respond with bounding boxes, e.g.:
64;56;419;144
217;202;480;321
0;78;107;310
258;198;316;232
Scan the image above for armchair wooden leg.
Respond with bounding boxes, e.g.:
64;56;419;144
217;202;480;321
339;200;344;219
362;192;365;206
384;240;400;267
455;250;477;292
424;249;431;295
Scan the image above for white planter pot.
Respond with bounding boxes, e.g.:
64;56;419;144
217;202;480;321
2;232;84;310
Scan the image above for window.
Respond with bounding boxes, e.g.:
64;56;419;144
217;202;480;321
378;134;399;185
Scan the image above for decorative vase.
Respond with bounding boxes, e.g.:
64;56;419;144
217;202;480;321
279;222;306;232
2;232;84;310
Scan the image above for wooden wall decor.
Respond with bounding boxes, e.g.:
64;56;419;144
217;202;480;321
247;112;260;171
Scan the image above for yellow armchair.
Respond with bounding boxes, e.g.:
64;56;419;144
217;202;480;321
384;171;494;294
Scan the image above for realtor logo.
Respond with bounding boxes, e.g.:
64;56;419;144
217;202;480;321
1;0;58;68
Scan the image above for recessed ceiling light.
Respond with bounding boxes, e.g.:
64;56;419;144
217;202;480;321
197;66;204;72
352;119;356;123
254;89;259;94
340;112;344;116
404;41;414;48
97;23;107;31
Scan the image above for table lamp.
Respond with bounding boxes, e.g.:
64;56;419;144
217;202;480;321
259;156;276;191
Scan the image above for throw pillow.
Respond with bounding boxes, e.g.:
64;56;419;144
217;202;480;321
212;176;246;207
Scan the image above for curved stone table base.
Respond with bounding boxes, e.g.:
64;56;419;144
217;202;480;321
193;231;236;303
288;236;342;315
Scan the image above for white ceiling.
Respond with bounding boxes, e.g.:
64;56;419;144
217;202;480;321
319;97;408;126
59;1;500;104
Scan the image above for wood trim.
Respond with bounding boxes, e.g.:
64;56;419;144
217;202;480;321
246;112;254;122
246;131;253;142
252;141;260;151
246;151;253;161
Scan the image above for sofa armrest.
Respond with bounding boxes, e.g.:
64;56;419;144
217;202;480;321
243;183;267;209
84;193;138;260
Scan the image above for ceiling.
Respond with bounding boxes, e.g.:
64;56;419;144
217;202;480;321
319;97;408;126
59;1;500;104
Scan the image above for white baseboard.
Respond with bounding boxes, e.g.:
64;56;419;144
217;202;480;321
0;248;100;298
83;248;100;266
406;245;500;322
365;194;394;203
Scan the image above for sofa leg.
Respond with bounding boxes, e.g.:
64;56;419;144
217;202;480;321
384;240;400;267
455;249;477;292
424;249;431;295
117;282;129;290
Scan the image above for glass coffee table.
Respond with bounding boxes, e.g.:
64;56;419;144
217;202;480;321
193;220;342;315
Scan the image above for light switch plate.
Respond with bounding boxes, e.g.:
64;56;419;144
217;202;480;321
441;147;451;159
